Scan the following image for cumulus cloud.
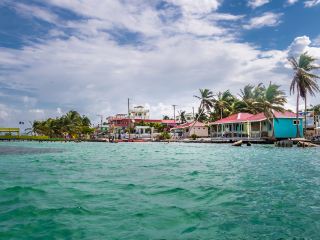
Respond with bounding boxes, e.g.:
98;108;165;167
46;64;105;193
244;12;282;29
248;0;270;8
288;35;311;57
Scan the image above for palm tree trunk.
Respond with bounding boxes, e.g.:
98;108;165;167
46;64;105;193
296;92;300;138
269;119;275;138
191;104;204;135
304;95;307;136
220;108;223;119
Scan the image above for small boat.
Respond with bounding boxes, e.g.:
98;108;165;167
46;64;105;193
297;141;317;148
246;142;252;146
232;140;242;146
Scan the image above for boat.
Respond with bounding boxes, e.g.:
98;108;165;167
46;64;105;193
297;141;318;147
232;140;242;146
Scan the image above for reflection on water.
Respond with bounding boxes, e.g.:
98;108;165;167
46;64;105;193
0;146;64;155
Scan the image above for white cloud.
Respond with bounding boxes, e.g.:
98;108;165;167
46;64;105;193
13;3;59;24
305;0;320;7
313;35;320;46
166;0;221;15
244;12;282;29
288;35;311;57
175;17;226;36
208;13;244;21
287;0;299;5
248;0;270;8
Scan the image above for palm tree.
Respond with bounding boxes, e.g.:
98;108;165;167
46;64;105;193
177;110;187;124
195;109;208;122
212;90;235;119
288;52;320;137
253;82;287;138
191;89;214;133
237;84;264;114
311;104;320;115
193;89;214;120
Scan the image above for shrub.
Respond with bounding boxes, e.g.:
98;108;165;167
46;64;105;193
190;134;198;140
158;132;171;140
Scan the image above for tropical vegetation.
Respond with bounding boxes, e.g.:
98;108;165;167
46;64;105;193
192;82;287;125
26;110;94;138
288;52;320;137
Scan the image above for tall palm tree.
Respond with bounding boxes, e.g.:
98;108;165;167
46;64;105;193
253;82;287;137
194;89;214;118
191;89;214;133
288;52;320;137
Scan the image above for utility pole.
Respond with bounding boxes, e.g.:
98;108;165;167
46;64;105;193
96;115;103;130
172;104;177;122
192;107;195;120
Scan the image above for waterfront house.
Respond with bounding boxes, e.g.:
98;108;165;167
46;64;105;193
171;121;209;138
210;111;303;139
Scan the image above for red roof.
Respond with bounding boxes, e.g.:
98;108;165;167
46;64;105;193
173;121;207;129
213;113;254;124
211;111;301;124
247;111;300;121
161;119;177;124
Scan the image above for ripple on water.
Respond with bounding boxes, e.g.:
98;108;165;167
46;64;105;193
0;142;319;239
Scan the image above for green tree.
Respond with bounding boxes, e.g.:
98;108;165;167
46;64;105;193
29;110;94;139
253;82;287;137
212;90;236;119
193;89;214;119
177;110;187;124
311;104;320;115
288;52;320;137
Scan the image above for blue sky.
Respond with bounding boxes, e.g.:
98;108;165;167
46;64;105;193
1;0;320;127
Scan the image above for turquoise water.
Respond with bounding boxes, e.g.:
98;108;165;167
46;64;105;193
0;142;319;239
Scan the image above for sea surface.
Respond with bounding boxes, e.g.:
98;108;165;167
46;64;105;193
0;142;319;239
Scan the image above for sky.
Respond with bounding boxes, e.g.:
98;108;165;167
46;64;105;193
1;0;320;127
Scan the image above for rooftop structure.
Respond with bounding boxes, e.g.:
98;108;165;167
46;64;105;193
129;106;149;119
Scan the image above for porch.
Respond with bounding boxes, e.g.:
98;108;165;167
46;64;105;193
210;120;272;139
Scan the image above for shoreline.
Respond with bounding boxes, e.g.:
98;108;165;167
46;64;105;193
1;137;319;145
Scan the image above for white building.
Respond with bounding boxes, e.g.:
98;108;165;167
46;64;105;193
129;106;150;119
176;112;195;123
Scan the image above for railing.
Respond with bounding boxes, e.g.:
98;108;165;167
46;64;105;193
211;131;268;139
211;132;249;138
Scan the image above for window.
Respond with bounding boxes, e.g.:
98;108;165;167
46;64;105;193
293;120;300;125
